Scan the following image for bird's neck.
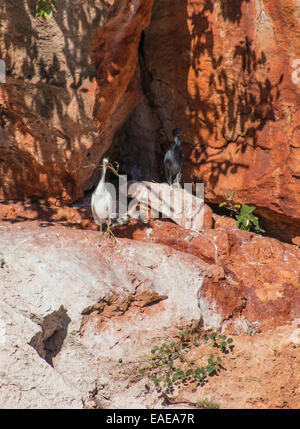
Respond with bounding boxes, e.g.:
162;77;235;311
174;136;181;146
95;164;107;194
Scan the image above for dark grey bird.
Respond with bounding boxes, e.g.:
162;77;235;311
164;128;185;188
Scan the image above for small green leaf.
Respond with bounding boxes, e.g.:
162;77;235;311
206;365;216;375
168;360;174;368
200;367;207;376
45;9;53;19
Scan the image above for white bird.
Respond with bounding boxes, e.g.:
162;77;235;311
91;157;114;239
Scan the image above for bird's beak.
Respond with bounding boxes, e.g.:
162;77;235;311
107;161;120;177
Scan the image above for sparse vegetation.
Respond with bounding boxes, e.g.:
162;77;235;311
137;327;234;396
195;398;220;409
35;0;57;19
204;332;234;353
235;204;265;233
219;193;265;234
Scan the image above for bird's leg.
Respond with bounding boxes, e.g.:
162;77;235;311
171;177;179;188
174;172;182;189
105;220;117;243
98;222;104;244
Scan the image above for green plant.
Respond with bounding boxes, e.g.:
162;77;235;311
219;198;265;234
235;204;265;233
36;0;57;19
138;329;234;394
195;398;220;409
219;200;241;216
204;332;234;353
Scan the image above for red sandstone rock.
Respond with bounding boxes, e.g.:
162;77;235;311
293;236;300;247
1;0;299;248
2;195;298;332
141;0;300;234
0;0;154;202
115;214;300;332
0;202;300;408
0;0;105;201
92;1;154;134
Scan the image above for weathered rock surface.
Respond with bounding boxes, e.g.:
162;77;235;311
0;0;300;408
0;199;300;408
0;218;210;408
0;209;300;409
1;199;299;334
1;0;299;244
115;218;300;333
163;323;300;409
0;301;82;409
120;0;300;240
0;0;153;201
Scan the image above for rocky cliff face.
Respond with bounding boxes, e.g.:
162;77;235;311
0;0;153;202
1;0;299;242
0;200;300;409
1;1;300;410
121;0;300;241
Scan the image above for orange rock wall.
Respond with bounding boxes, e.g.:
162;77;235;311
143;0;300;226
0;0;299;235
0;0;153;202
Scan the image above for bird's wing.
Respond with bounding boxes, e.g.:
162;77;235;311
91;194;98;222
92;191;113;220
180;150;184;164
164;149;171;164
